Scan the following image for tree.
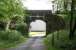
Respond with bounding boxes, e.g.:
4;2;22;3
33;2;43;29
69;0;76;39
54;0;76;39
0;0;25;30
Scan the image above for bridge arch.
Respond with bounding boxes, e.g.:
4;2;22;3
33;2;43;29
29;19;46;37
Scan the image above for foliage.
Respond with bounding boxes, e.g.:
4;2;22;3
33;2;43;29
15;23;28;36
0;0;24;21
45;14;65;34
11;16;24;24
0;30;25;48
0;0;25;30
54;0;76;39
44;30;76;50
0;30;25;42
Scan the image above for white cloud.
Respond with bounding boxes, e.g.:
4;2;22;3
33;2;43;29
22;0;53;10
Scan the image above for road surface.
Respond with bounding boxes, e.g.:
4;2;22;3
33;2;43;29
7;37;46;50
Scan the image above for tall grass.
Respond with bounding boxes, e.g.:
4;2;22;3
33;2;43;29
44;30;76;50
0;30;25;48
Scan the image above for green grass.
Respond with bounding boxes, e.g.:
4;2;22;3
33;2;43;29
0;41;19;48
48;47;62;50
44;30;76;50
0;38;26;48
0;30;27;48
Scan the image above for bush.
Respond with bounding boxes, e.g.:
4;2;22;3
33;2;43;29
15;23;28;36
0;30;25;48
44;30;76;50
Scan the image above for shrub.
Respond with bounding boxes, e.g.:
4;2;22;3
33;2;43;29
0;30;25;42
44;30;76;50
15;23;28;36
0;30;25;48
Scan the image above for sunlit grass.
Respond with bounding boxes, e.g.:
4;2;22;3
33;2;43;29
29;32;46;37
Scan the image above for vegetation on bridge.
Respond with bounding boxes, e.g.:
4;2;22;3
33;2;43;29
44;0;76;50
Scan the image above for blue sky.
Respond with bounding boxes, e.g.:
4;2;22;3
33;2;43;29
22;0;53;10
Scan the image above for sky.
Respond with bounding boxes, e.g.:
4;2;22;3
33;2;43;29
22;0;53;10
30;20;46;31
29;20;46;37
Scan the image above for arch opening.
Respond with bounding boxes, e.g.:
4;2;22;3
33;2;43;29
29;19;46;37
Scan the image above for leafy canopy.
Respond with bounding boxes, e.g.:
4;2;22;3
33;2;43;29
0;0;25;22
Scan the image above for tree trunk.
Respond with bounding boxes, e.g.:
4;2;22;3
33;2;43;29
70;19;76;39
52;33;54;46
69;0;75;39
57;30;59;40
5;21;11;31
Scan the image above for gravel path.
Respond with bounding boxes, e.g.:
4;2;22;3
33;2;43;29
7;37;46;50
